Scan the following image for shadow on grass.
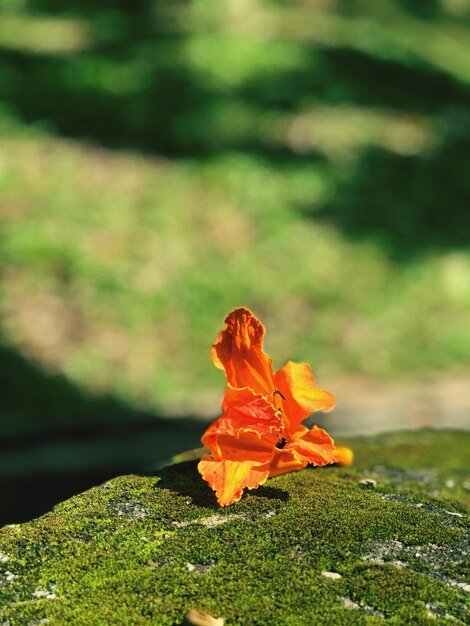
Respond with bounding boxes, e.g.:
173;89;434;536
1;36;469;156
310;135;470;260
0;344;207;526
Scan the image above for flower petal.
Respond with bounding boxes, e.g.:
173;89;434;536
269;425;338;477
202;387;281;461
268;447;308;477
211;308;274;394
198;457;271;506
220;385;281;427
274;361;335;434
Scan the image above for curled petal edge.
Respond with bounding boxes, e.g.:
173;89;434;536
274;361;335;434
269;426;338;478
198;457;271;507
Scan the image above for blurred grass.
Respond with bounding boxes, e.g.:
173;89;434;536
0;14;92;55
0;0;469;420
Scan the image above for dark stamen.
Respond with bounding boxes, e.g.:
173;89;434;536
276;437;287;449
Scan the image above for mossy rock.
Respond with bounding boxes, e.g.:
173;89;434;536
0;430;468;625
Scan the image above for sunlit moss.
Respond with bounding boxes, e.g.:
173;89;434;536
0;430;468;625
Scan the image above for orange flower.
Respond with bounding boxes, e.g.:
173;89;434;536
198;308;341;506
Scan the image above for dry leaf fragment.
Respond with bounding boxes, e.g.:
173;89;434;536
183;608;224;626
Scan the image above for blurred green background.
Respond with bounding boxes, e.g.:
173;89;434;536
1;0;469;523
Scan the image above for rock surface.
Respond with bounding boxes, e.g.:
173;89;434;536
0;429;468;625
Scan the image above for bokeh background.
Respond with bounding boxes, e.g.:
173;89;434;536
1;0;469;525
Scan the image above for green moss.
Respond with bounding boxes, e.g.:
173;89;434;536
0;430;469;625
